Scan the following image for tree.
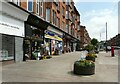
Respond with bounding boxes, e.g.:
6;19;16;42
85;44;94;52
91;38;99;46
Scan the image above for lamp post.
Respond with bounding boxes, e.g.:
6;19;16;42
106;22;108;53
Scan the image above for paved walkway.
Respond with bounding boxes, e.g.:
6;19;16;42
1;51;118;82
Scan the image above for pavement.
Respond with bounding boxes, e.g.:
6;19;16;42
1;50;119;82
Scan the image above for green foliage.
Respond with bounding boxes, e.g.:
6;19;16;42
75;60;95;67
86;53;97;58
91;38;99;46
85;44;94;52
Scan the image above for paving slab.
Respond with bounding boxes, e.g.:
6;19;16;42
1;51;118;82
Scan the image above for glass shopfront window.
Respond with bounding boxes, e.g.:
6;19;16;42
1;34;15;61
24;24;44;60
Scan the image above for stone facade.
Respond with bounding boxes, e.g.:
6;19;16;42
15;37;24;62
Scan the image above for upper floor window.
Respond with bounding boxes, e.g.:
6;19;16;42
62;22;65;30
57;17;60;28
71;28;72;35
46;8;50;22
62;7;65;16
66;11;68;19
12;0;20;6
52;10;56;25
28;0;33;12
66;24;69;33
36;0;39;14
40;0;44;17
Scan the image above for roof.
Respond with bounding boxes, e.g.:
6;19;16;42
74;6;80;16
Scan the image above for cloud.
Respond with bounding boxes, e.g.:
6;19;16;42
81;8;118;41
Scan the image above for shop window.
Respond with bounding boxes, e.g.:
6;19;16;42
2;35;15;61
28;0;33;12
32;29;44;39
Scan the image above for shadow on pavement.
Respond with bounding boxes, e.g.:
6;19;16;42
67;71;95;77
105;56;112;57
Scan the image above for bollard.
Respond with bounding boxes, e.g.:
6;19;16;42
111;46;114;57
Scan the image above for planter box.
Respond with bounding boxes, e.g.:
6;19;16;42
86;56;95;62
74;61;95;75
46;56;52;59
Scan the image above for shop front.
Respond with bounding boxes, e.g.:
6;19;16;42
0;1;29;62
63;34;71;53
63;34;80;53
24;24;44;60
45;29;63;55
23;14;49;60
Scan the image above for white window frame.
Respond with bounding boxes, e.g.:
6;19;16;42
12;0;20;6
52;10;56;25
66;24;69;33
46;8;50;22
66;11;68;19
36;0;40;15
40;0;44;17
27;0;33;12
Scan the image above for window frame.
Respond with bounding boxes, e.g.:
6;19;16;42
39;0;44;17
12;0;20;6
27;0;33;12
36;0;40;15
66;24;69;33
52;10;56;25
46;8;50;22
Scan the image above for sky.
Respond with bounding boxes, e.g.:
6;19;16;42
74;1;118;41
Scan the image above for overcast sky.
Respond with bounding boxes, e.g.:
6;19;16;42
74;0;118;41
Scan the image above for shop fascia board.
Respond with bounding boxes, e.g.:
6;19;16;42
1;1;29;21
27;14;49;30
47;22;79;41
47;26;63;36
46;22;80;42
64;33;80;42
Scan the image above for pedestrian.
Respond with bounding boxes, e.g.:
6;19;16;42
111;46;114;57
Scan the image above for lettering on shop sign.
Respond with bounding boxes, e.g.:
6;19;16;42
0;22;19;30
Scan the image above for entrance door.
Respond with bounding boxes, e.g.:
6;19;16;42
23;40;31;60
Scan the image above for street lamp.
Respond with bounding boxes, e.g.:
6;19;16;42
106;22;108;53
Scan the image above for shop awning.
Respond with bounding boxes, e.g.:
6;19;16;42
45;34;62;41
45;34;55;40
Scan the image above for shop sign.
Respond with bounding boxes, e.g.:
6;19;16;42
0;16;25;37
47;26;63;36
45;31;62;41
54;35;62;41
0;2;29;37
